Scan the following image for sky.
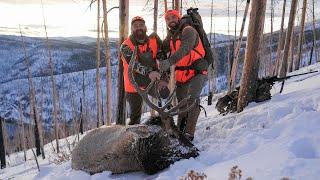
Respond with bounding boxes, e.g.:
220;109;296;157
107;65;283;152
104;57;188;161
0;0;319;38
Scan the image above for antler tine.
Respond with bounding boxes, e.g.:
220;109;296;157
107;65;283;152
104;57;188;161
162;86;177;109
128;46;166;115
168;99;197;117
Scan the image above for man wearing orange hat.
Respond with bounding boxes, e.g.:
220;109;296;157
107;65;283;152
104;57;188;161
159;10;208;141
120;16;170;125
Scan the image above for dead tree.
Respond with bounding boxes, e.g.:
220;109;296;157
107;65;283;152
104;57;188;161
278;0;298;93
174;0;179;11
151;0;159;117
41;1;60;153
0;117;6;169
19;26;43;157
294;0;307;71
274;0;287;76
116;0;129;125
96;0;103;127
102;0;112;126
229;0;250;92
164;0;168;12
312;0;318;62
237;0;267;112
18;99;27;161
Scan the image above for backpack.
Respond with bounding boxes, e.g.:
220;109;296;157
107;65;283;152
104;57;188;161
180;8;215;67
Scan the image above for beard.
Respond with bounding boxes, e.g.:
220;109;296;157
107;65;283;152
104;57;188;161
168;22;179;30
133;29;147;42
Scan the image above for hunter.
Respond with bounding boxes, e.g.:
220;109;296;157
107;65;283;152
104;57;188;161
120;16;169;125
159;10;208;141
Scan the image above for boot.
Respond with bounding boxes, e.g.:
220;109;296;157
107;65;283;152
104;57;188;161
184;105;200;139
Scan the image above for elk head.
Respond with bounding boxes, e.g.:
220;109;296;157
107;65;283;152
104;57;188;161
128;46;197;147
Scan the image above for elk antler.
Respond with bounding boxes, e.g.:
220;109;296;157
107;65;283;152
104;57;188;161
128;47;196;119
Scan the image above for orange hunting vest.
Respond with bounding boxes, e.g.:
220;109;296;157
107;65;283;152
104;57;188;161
169;26;206;83
121;37;158;93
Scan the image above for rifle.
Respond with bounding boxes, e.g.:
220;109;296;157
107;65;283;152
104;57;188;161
263;70;318;85
216;70;319;115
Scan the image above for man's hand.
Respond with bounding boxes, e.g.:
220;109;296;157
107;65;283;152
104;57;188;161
159;59;171;72
148;71;161;81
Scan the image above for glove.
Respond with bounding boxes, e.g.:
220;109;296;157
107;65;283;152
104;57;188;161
159;59;171;72
148;71;161;81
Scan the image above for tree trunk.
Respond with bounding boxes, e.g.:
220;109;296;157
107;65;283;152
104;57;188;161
117;0;129;125
18;101;27;161
278;0;298;78
96;0;102;127
153;0;159;33
150;0;159;116
79;97;84;134
229;0;250;92
40;4;60;153
0;117;6;169
269;0;274;76
19;27;43;157
274;0;287;76
237;0;267;112
288;30;295;72
102;0;112;126
174;0;179;11
294;0;307;71
164;0;168;12
81;71;85;133
312;0;318;62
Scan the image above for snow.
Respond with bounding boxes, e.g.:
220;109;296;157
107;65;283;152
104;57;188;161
1;63;320;179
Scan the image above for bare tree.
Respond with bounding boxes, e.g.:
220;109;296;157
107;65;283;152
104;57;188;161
117;0;129;125
278;0;298;82
294;0;307;71
0;117;6;169
312;0;319;62
102;0;112;126
41;0;60;153
229;0;250;92
274;0;287;76
18;99;27;161
96;0;103;127
19;26;43;157
237;0;267;112
164;0;168;12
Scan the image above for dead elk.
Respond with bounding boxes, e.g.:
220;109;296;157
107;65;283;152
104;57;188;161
71;47;199;175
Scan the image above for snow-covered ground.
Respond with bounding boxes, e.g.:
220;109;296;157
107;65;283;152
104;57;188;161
1;63;320;179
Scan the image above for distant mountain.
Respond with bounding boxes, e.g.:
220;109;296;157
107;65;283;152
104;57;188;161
0;20;319;138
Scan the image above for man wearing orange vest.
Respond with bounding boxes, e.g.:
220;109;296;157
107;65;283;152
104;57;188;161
159;10;208;141
120;16;169;125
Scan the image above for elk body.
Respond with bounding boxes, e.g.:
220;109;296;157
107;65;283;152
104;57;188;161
72;47;198;175
71;117;198;175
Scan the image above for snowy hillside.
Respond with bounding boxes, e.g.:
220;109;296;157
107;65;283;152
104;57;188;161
1;63;319;180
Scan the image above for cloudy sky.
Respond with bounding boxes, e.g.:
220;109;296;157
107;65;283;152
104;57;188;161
0;0;319;38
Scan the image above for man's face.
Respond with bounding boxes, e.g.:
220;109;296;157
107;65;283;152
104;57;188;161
131;20;147;37
165;14;179;29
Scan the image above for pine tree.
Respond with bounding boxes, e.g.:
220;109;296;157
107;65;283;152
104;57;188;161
237;0;267;112
117;0;129;125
